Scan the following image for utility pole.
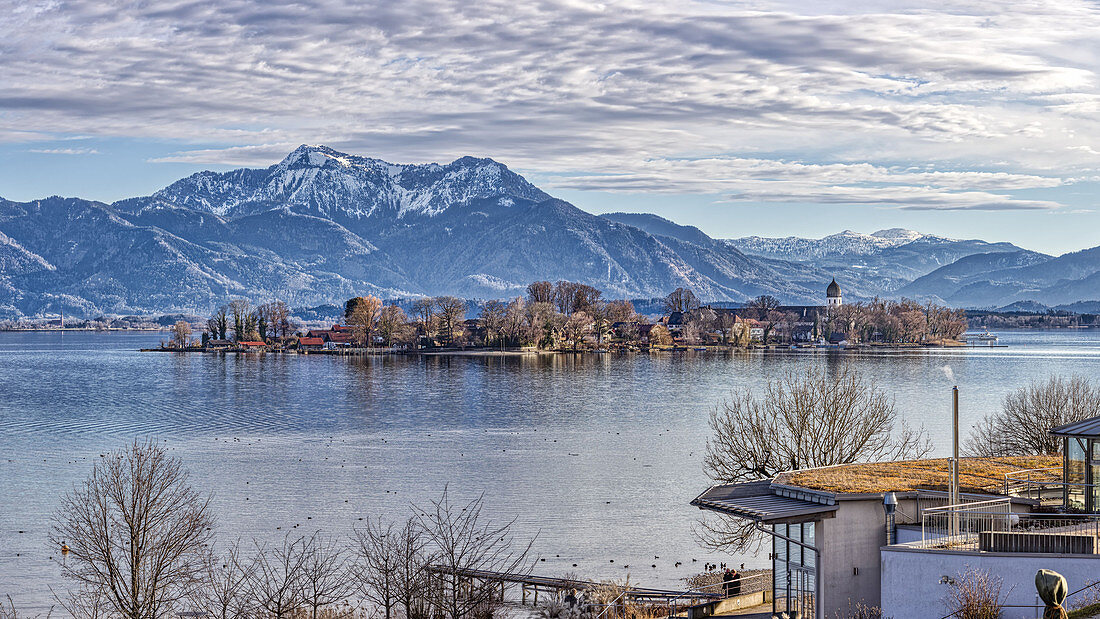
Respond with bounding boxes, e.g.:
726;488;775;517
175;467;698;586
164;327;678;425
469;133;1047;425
950;386;960;536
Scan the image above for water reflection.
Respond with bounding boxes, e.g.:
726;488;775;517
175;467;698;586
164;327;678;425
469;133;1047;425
1;330;1099;608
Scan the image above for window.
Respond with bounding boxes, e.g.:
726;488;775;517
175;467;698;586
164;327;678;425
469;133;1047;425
772;522;816;617
1066;437;1087;511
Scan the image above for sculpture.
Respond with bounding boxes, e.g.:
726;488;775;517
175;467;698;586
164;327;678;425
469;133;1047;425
1036;569;1068;619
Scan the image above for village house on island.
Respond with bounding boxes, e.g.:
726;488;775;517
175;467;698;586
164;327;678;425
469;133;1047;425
692;417;1100;619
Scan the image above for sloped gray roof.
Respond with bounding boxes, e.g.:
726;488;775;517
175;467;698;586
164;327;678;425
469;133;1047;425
691;480;837;524
1051;416;1100;438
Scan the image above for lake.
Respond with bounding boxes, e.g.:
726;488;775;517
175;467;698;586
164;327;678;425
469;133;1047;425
3;330;1100;609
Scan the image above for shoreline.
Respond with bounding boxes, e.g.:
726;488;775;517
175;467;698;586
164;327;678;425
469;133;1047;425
140;341;990;355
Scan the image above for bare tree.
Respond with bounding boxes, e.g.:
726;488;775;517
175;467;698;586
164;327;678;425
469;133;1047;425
589;302;611;348
664;288;699;314
353;518;402;619
416;488;537;619
246;535;308;619
51;439;215;619
526;281;554;305
54;584;113;619
299;533;355;619
392;518;429;619
171;320;192;349
412;298;437;347
649;324;672;346
378;305;410;348
525;302;557;349
699;365;929;552
714;311;736;346
479;300;507;348
746;295;782;343
267;300;294;339
347;296;383;348
190;541;253;619
434;297;467;347
606;300;636;324
562;312;592;351
966;375;1100;456
552;281;580;315
502;298;527;347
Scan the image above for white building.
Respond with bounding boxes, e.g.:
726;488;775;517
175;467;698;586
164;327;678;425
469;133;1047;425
691;416;1100;618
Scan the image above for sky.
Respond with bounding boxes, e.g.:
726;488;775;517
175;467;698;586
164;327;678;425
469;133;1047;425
2;0;1100;256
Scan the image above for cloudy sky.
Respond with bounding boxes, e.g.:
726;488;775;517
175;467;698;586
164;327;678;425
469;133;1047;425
2;0;1100;254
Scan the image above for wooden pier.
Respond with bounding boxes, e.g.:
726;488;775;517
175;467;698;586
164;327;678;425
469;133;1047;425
426;565;721;606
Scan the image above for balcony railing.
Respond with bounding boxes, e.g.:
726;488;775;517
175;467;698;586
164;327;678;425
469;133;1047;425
920;498;1100;553
1004;466;1095;509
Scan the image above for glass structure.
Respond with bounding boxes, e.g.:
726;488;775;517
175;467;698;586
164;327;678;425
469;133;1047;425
772;522;816;617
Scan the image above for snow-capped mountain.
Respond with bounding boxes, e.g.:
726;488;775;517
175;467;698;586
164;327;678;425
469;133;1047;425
729;229;947;261
726;229;1031;292
4;145;1096;318
0;146;832;317
118;145;550;237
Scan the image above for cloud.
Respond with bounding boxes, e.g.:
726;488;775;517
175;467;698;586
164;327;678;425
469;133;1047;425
540;155;1068;210
2;0;1100;209
148;143;298;165
27;147;100;155
720;186;1062;211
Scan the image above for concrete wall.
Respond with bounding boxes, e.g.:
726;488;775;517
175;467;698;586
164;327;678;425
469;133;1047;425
881;545;1100;619
818;499;893;614
896;525;922;544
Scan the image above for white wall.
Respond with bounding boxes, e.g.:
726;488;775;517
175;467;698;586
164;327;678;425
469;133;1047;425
881;546;1100;619
819;500;889;614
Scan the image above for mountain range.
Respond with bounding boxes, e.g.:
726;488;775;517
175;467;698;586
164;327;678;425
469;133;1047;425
0;145;1097;318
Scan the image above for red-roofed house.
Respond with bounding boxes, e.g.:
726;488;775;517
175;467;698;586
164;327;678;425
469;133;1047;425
238;341;267;350
325;332;353;344
298;337;324;349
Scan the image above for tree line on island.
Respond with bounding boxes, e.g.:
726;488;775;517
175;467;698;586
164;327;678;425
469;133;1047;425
167;281;968;350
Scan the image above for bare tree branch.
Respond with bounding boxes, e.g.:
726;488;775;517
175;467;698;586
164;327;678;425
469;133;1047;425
50;439;214;619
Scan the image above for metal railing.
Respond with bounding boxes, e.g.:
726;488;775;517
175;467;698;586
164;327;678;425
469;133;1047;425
774;566;815;619
657;572;771;617
921;499;1100;552
1004;466;1098;509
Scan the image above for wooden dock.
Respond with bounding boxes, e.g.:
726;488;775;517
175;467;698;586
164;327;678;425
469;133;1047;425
426;565;721;605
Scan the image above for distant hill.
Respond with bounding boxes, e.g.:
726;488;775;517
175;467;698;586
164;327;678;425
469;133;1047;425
599;212;714;246
896;246;1100;308
727;229;1035;296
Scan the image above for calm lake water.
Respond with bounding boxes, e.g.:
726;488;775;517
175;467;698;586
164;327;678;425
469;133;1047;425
3;330;1100;608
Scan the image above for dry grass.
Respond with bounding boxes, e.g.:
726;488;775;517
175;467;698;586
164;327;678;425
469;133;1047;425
776;455;1060;494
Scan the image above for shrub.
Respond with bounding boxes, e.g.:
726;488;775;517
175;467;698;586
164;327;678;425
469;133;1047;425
944;568;1007;619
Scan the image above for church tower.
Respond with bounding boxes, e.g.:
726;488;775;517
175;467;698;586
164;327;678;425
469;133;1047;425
826;278;842;308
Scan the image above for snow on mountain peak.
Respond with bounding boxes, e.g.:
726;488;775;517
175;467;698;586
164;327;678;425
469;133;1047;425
871;228;926;242
148;145;549;221
727;228;944;260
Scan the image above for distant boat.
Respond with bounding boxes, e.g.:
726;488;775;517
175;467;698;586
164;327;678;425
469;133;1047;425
963;330;998;343
693;347;707;351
